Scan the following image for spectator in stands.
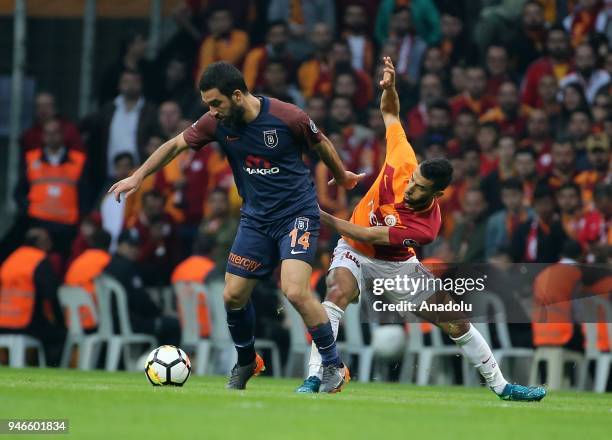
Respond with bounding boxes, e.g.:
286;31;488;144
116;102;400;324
417;100;453;149
543;141;577;191
20;92;84;154
575;133;612;205
481;135;517;212
158;101;183;140
243;20;294;91
305;96;329;133
375;0;441;46
567;110;594;169
80;70;159;195
481;81;531;137
450;188;489;262
536;75;562;128
450;66;497;119
563;0;608;47
579;182;612;248
67;213;103;265
64;229;112;332
521;109;554;174
340;2;375;73
511;184;568;263
198;188;239;269
514;147;540;207
522;25;572;108
385;6;427;85
151;57;199;118
256;60;305;108
0;228;65;366
267;0;336;42
476;122;500;177
507;1;548;74
104;228;181;346
406;73;445;140
420;45;449;85
99;153;135;252
195;7;249;83
297;22;334;98
127;190;180;287
447;109;478;156
440;7;479;66
556;182;585;240
486;178;534;259
98;32;153;105
15;119;89;261
485;45;513;97
171;234;217;339
559;42;611;104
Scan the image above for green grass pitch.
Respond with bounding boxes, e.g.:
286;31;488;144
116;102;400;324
0;368;610;440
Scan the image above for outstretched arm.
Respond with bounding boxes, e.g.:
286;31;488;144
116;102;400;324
379;56;401;128
320;209;390;245
108;133;189;202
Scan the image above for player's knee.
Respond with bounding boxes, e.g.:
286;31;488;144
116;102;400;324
441;321;470;338
223;288;247;309
283;285;310;311
325;280;357;310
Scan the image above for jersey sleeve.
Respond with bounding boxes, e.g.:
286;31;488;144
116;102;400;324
287;108;324;150
385;121;418;169
388;223;436;248
183;112;218;151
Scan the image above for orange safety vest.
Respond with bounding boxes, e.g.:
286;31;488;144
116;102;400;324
532;263;581;346
26;148;86;225
171;256;215;338
0;246;46;329
582;276;612;352
64;249;111;330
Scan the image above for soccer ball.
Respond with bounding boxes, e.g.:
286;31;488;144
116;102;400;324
371;325;406;360
144;345;191;386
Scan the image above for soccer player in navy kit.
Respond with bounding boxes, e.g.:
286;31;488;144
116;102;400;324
109;62;361;392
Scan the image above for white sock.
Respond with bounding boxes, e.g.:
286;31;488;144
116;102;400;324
450;324;508;394
307;301;344;379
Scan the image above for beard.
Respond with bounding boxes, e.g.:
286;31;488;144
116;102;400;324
578;66;595;78
219;103;246;130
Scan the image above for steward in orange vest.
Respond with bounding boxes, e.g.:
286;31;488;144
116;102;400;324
0;228;65;365
171;235;217;338
64;229;112;331
15;119;88;259
532;241;584;351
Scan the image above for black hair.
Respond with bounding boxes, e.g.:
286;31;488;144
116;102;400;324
198;61;248;97
193;234;216;256
514;146;537;160
113;152;135;166
533;183;553;201
267;19;289;32
420;158;454;192
429;100;451;113
593;182;612;200
556;181;581;196
479;121;500;134
561;240;583;260
90;229;112;251
501;177;524;193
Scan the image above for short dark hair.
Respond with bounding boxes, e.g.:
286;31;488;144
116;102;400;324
429;100;451;114
113;152;135;167
198;61;248;97
514;146;537;160
193;234;216;256
557;182;581;196
90;229;112;251
501;178;523;193
561;240;582;260
420;158;454;191
533;183;553;201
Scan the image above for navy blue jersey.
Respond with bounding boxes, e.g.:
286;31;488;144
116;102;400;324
183;96;322;223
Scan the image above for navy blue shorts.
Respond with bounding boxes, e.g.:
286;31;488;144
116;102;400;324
226;214;320;279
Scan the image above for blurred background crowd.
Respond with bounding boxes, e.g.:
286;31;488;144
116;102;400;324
0;0;610;380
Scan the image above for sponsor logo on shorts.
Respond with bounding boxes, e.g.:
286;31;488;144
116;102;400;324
343;251;361;267
228;252;263;272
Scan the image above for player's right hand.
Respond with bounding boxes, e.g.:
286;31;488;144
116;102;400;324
379;56;395;90
108;174;143;203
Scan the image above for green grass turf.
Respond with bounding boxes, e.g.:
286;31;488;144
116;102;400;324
0;368;610;440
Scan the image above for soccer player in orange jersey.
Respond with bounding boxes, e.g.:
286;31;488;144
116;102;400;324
297;57;546;402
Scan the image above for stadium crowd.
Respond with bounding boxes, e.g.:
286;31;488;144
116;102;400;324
1;0;611;376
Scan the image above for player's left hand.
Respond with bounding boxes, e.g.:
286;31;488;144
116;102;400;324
328;171;366;190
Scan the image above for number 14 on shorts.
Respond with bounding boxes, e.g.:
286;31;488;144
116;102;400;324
289;217;310;254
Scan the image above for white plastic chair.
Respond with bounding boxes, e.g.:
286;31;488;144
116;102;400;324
579;296;612;393
0;334;46;367
94;274;157;371
282;295;310;377
58;285;106;370
173;281;212;375
399;322;466;385
336;302;374;382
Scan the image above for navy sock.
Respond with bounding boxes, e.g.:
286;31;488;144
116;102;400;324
226;300;256;366
308;321;342;367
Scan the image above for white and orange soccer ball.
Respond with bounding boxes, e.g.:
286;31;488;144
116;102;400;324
144;345;191;386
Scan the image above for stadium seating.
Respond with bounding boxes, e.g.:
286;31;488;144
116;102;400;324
282;295;311;377
0;334;46;368
579;296;612;393
336;303;374;383
528;348;583;390
58;285;106;370
94;274;157;371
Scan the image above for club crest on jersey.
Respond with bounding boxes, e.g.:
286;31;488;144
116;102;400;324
263;129;279;148
295;217;310;231
384;214;398;226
